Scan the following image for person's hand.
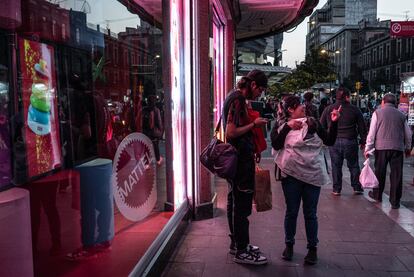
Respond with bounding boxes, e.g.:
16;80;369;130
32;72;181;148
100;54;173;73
330;105;342;122
405;149;411;158
254;117;268;127
364;151;369;159
255;153;261;163
287;119;303;130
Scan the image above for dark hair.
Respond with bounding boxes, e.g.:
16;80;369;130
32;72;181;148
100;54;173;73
304;92;314;102
320;97;328;106
335;86;350;100
246;69;268;88
383;93;396;105
283;95;301;119
236;76;252;89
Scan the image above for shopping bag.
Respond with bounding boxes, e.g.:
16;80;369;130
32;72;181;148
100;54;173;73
254;167;272;212
359;158;379;189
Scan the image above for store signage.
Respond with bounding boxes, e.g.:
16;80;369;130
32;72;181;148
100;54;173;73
112;133;157;222
390;21;414;37
19;38;62;178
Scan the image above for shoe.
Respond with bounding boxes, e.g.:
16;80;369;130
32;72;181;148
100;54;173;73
229;244;259;255
391;203;400;209
234;249;267;265
368;191;381;202
332;190;341;196
304;247;318;265
353;188;364;195
281;244;293;261
94;241;112;253
65;247;97;261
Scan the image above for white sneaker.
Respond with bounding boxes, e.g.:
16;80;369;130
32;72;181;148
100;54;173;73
234;249;267;265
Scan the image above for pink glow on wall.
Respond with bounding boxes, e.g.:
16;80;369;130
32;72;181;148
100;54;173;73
213;9;226;141
170;0;186;209
183;0;194;200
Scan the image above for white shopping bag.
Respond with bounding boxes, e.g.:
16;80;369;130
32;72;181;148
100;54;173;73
359;158;379;189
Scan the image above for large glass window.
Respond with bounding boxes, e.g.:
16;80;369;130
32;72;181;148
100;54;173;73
0;0;184;276
0;33;12;189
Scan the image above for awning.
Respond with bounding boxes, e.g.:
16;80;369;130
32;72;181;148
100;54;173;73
235;0;319;42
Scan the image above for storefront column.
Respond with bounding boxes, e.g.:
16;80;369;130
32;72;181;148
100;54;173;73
162;0;174;211
194;0;215;219
195;0;234;220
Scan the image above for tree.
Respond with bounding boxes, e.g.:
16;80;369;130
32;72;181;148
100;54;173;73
268;47;336;96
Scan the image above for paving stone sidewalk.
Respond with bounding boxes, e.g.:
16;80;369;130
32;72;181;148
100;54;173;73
162;158;414;277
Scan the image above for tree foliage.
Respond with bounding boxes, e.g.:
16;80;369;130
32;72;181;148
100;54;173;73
268;48;337;97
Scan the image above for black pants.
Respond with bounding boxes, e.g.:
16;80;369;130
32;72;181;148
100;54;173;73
227;182;253;251
151;138;160;161
373;150;404;205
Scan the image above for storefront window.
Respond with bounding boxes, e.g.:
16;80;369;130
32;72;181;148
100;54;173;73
0;33;12;189
0;0;184;276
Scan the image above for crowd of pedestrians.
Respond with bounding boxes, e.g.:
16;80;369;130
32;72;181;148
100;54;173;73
222;69;413;266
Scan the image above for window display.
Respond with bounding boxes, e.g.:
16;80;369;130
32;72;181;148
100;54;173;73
19;38;62;177
0;34;11;188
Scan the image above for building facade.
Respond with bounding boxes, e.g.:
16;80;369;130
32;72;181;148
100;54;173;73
306;0;377;54
357;30;414;93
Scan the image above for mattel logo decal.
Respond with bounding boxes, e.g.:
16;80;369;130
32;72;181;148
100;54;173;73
390;21;414;37
112;133;157;222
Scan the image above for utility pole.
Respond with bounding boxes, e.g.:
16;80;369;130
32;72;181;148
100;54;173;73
404;10;410;21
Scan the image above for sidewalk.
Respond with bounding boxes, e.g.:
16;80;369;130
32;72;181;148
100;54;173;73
162;157;414;277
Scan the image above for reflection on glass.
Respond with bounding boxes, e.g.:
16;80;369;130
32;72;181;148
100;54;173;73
3;0;173;275
0;34;12;188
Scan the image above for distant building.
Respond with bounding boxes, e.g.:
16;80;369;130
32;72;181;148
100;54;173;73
306;0;377;54
357;23;414;93
236;33;291;85
321;20;389;84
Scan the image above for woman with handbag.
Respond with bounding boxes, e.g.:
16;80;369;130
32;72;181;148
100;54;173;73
271;95;341;265
223;70;268;265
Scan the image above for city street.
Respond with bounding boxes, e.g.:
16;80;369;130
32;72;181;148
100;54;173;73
162;136;414;277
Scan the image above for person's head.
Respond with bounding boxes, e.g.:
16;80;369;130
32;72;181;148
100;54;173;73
237;69;268;100
320;97;328;106
304;92;314;103
335;86;350;102
283;95;305;119
382;93;396;106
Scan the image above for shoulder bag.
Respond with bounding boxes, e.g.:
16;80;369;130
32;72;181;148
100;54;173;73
200;116;238;179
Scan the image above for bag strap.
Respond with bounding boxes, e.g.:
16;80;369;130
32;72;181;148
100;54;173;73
214;115;222;137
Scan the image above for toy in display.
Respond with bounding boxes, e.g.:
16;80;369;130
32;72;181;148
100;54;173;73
19;38;62;178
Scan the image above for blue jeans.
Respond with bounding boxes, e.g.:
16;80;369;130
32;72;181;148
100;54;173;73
329;138;362;192
281;176;321;248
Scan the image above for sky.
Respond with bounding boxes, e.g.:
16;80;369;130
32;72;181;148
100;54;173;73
282;0;414;69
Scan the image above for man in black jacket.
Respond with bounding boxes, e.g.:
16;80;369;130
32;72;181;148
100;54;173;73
320;87;367;195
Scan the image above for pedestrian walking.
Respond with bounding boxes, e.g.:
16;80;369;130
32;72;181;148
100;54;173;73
320;86;367;195
318;97;330;118
364;93;412;209
142;95;164;165
304;92;318;119
223;69;268;265
271;95;340;265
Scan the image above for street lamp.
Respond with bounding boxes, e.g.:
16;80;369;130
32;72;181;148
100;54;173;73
320;48;341;94
320;49;340;55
